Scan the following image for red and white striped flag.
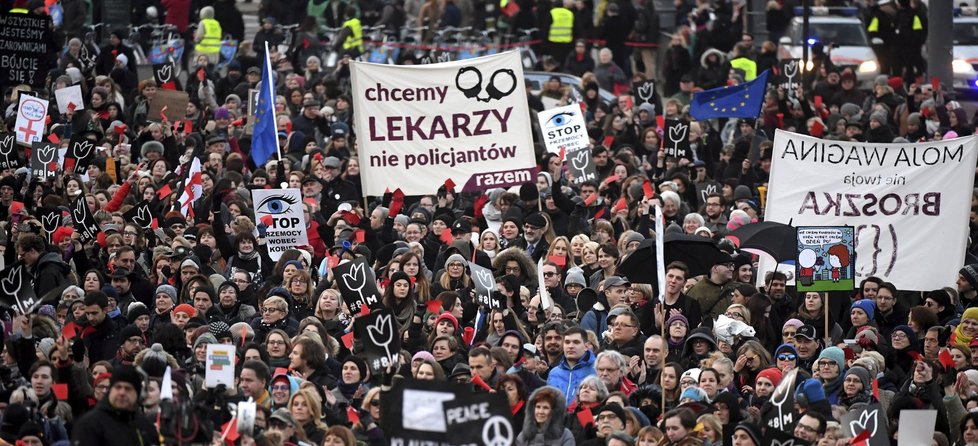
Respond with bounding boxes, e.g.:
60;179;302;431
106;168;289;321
177;157;203;217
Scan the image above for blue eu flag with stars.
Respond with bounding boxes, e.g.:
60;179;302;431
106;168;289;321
690;70;770;121
252;50;278;167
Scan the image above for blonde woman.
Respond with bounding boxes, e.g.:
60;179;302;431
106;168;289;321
289;388;327;444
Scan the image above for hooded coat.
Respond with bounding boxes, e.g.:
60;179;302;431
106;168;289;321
515;387;576;446
492;247;538;291
33;251;71;299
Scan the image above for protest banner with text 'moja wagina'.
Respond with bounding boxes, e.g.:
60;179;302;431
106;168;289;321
351;51;537;196
763;130;978;290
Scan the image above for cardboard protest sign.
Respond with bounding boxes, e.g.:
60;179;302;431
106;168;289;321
382;379;514;446
204;343;236;388
148;89;189;122
764;130;978;290
896;409;936;446
30;141;59;180
696;181;720;204
566;149;597;185
443;391;514;445
469;261;501;309
0;134;19;169
762;426;808;446
153;62;177;89
796;226;855;291
353;309;401;374
63;134;95;174
123;200;156;230
538;103;589;154
778;59;802;98
841;403;890;446
0;263;38;314
633;80;658;107
70;194;101;244
663;119;692;160
763;368;799;433
0;13;54;88
251;189;308;260
332;257;382;315
351;52;537;195
15;94;48;146
54;85;84;113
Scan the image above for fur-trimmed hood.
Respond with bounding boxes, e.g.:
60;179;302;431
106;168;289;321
521;386;567;439
491;247;537;288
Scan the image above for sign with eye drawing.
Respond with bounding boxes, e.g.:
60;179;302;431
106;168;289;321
538;103;589;154
251;189;308;261
351;51;537;196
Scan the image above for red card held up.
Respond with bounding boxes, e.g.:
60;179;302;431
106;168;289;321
583;192;598;207
52;383;68;400
341;331;355;349
444;178;456;191
354;229;366;243
47;133;60;145
347;406;361;425
440;228;454;245
259;215;273;227
426;300;442;314
10;201;24;215
359;304;370;317
62;321;79;340
340;210;361;226
602;136;614;148
548;255;566;267
642;179;654;199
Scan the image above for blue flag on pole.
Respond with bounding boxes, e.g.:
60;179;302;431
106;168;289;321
689;70;770;121
252;47;278;167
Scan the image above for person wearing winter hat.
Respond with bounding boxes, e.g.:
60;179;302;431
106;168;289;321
755;367;783;397
433;312;459;337
17;421;46;446
335;356;369;402
678;386;707;403
72;364;158;444
564;267;586;296
815;346;846;404
116;325;145;366
959;264;978;305
665;313;689;356
849;299;875;337
127;302;151;331
953;307;978;350
591;404;628;440
838;366;873;409
171;303;197;329
926;289;956;325
140;140;165;160
208;320;233;343
732;421;763;446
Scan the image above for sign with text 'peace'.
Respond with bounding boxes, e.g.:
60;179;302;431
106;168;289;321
764;130;978;290
351;51;536;196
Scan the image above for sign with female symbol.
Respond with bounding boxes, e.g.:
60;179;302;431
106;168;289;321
15;95;48;146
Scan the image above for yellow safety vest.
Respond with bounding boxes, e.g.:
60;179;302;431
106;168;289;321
548;7;573;43
198;18;222;55
730;57;757;81
912;16;923;31
342;17;363;52
867;17;879;33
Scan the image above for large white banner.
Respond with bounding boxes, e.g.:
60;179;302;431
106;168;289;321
252;188;308;261
351;51;537;196
538;103;589;154
764;130;978;290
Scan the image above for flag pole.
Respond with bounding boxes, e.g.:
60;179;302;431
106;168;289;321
264;42;282;161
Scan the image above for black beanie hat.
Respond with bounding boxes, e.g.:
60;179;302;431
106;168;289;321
344;356;369;381
110;364;143;392
390;271;411;285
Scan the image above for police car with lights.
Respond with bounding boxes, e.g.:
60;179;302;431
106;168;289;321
777;7;882;88
952;7;978;93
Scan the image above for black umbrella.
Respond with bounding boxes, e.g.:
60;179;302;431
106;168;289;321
615;235;728;285
726;221;797;262
616;238;658;286
664;233;729;278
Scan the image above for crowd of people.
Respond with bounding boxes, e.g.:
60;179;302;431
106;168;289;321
1;0;977;445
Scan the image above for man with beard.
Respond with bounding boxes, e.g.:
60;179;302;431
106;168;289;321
112;325;144;368
540;322;564;378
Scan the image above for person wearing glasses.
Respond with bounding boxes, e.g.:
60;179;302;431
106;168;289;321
595;350;636;395
269;370;300;410
814;347;846;405
352;387;385;443
774;343;799;373
873;282;906;337
793;411;827;445
602;309;644;352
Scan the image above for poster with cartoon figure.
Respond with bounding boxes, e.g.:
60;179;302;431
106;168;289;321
796;226;855;292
